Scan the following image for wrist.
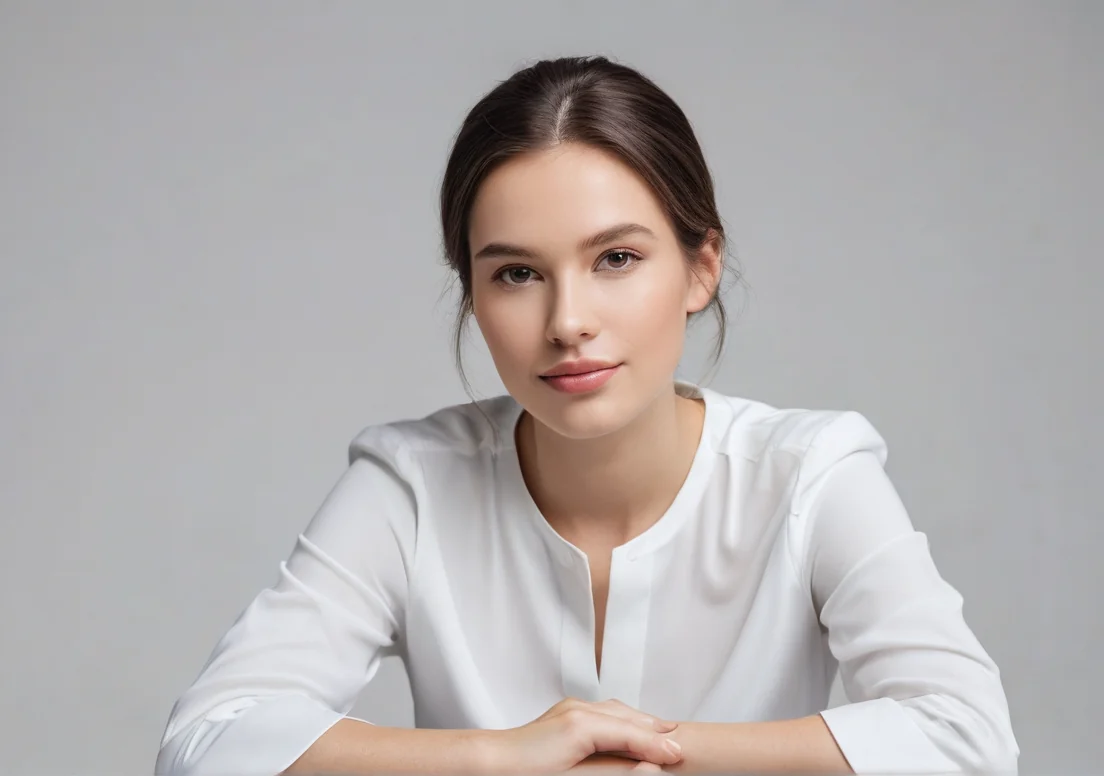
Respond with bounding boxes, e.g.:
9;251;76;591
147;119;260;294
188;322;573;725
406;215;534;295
462;729;507;776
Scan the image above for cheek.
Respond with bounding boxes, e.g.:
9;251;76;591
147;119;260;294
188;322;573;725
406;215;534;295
473;295;541;366
611;264;689;343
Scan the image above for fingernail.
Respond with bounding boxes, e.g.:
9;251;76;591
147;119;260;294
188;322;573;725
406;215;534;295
664;739;682;757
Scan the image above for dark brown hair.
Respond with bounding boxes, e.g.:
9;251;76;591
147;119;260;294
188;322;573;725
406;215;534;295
440;55;735;389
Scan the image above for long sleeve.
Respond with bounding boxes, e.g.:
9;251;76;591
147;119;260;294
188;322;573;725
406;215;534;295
793;414;1019;774
155;435;418;776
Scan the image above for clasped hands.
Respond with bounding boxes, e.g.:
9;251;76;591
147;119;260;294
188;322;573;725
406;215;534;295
485;696;684;774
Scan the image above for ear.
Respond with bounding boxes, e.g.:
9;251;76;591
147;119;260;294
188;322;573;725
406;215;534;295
685;229;724;314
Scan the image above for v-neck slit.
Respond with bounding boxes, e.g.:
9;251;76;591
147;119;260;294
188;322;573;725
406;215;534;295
498;382;719;703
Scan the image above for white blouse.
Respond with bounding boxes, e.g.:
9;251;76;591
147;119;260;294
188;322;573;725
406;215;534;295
156;383;1018;776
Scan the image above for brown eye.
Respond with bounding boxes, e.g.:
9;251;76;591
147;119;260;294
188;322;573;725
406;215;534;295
497;266;536;286
597;250;640;271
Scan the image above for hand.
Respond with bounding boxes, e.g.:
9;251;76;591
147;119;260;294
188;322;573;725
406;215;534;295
574;755;666;772
483;697;683;775
572;753;670;773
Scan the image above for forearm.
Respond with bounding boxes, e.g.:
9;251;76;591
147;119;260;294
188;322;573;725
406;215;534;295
283;718;493;776
666;715;852;774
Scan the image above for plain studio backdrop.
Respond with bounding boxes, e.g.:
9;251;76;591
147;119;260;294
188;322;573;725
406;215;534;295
2;2;1101;774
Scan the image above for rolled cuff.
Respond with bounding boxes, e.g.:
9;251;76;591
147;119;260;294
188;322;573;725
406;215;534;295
820;698;959;774
156;694;346;776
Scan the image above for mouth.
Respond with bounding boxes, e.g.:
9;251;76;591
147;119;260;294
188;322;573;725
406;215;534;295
539;362;622;395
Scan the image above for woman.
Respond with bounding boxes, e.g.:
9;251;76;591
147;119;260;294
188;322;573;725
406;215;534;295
155;56;1018;776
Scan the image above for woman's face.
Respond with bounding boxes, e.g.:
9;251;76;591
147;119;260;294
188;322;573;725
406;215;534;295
468;142;718;440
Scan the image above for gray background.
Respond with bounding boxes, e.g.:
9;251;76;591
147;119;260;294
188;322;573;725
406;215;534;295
2;2;1100;774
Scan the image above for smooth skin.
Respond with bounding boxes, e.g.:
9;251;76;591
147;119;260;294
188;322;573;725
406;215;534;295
287;699;682;775
285;143;851;774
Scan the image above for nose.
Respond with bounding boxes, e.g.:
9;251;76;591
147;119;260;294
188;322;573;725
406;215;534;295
545;275;599;347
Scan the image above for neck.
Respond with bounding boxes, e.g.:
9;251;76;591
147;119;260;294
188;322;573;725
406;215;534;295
516;384;706;545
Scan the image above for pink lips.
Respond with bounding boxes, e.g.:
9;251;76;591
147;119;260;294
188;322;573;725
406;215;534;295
539;362;621;394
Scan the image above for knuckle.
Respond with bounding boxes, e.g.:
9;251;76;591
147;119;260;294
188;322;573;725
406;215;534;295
561;708;589;732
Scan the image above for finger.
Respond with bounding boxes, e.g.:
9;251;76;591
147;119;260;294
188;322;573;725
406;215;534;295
601;750;669;766
632;762;665;772
551;698;675;733
571;762;637;775
574;754;657;774
581;753;638;767
593;699;679;733
536;696;585;723
563;709;684;766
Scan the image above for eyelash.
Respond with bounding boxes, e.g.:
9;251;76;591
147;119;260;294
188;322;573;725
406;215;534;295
492;249;643;288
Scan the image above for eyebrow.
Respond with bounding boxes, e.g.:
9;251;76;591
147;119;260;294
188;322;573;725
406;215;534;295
472;222;657;261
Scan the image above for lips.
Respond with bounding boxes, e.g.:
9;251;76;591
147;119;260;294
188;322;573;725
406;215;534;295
540;358;618;377
539;361;621;395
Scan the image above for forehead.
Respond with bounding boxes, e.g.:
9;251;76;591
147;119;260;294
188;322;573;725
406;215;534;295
468;143;670;251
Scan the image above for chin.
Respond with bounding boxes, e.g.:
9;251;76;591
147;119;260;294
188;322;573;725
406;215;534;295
524;388;641;441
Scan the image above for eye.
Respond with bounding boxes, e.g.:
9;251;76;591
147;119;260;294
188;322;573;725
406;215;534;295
597;250;641;271
494;266;538;286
